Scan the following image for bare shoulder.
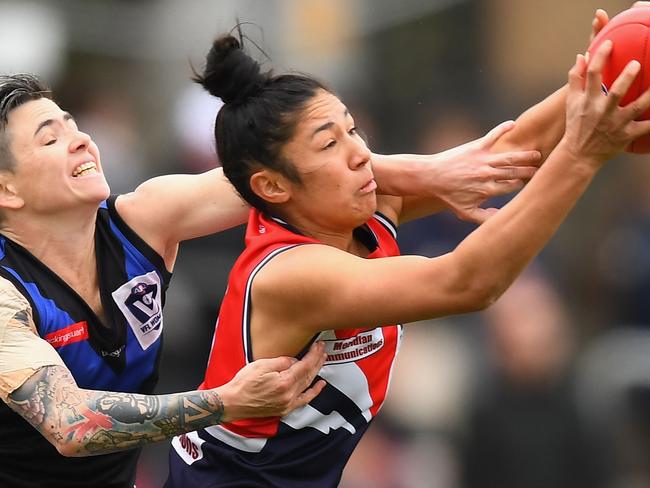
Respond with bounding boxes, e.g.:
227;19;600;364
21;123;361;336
0;276;32;331
0;275;29;309
113;185;146;223
113;174;175;223
254;243;350;287
251;243;365;316
113;183;169;257
0;280;66;403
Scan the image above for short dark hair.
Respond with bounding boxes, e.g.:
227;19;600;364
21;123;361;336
194;34;328;212
0;74;52;172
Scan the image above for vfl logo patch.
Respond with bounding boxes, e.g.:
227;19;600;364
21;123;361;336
172;432;205;465
112;271;163;350
45;321;89;348
323;328;384;364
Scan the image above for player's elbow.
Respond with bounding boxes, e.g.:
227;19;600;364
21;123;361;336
52;437;88;457
471;286;503;311
54;440;78;457
456;287;500;313
447;269;507;313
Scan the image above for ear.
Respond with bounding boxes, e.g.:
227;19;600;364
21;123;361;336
250;169;292;204
0;172;24;210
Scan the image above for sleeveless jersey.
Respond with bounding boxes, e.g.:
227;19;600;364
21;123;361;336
167;209;403;488
0;196;171;488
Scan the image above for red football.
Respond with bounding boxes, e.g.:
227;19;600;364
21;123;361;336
588;7;650;153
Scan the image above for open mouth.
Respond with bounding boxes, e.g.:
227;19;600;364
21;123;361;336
72;161;98;178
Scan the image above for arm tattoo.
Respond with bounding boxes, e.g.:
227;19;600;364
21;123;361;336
7;365;224;456
13;309;29;325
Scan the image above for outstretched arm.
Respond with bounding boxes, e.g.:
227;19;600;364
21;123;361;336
6;343;325;457
491;85;568;159
372;121;541;224
2;299;326;457
8;365;225;456
373;8;623;226
251;43;650;358
118;137;541;265
115;167;248;269
369;90;565;226
114;8;625;269
118;118;544;253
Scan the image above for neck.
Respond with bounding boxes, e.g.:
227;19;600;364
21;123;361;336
1;208;98;280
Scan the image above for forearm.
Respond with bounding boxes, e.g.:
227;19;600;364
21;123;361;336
372;153;444;200
372;153;448;222
9;366;225;457
371;123;543;224
492;85;568;159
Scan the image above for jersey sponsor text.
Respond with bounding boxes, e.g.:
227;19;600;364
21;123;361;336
44;321;89;348
323;328;385;364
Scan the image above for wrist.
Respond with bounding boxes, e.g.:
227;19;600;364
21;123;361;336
209;387;230;423
555;137;605;173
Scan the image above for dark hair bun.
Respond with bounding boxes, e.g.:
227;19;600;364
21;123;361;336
194;35;267;104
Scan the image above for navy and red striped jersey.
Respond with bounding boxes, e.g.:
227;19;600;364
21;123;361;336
167;209;403;488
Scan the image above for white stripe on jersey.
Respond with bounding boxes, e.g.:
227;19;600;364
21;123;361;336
373;213;397;239
282;404;357;435
319;362;374;422
279;360;374;436
203;424;268;453
242;244;301;362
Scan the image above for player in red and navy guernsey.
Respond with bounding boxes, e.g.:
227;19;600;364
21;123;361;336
165;31;647;486
167;210;402;487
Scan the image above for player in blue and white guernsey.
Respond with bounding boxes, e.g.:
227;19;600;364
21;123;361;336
0;68;548;488
165;32;650;487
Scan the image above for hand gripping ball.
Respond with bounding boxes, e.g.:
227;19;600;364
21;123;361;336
589;7;650;153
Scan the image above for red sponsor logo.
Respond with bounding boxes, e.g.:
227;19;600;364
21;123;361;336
44;321;89;348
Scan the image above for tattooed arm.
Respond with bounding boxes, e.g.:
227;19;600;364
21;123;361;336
1;295;327;457
6;338;326;458
7;365;225;456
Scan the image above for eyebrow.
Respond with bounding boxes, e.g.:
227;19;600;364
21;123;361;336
310;108;350;139
33;112;75;137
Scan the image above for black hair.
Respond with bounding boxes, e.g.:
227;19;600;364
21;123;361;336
194;34;328;212
0;74;52;172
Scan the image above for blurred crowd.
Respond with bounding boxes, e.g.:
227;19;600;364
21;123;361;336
6;0;650;486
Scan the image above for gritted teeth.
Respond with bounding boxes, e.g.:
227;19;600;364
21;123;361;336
72;161;97;177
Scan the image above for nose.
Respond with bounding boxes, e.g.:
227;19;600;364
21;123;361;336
68;130;92;153
349;135;372;170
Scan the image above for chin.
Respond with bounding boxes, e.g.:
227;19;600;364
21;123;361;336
352;205;376;227
94;176;111;196
82;181;111;203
